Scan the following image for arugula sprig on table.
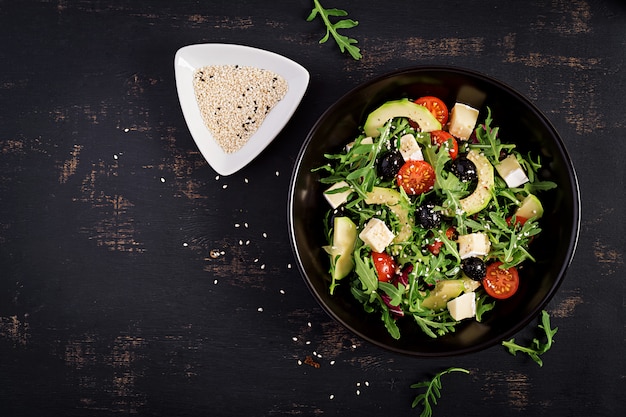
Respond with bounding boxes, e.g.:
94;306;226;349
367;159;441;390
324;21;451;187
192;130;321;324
502;310;558;367
306;0;362;60
411;367;470;417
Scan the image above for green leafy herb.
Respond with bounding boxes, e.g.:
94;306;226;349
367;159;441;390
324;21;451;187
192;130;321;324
473;109;511;163
475;291;495;321
411;367;470;417
502;310;557;367
306;0;362;60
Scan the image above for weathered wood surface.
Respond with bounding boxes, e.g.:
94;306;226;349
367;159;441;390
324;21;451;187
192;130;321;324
1;1;624;416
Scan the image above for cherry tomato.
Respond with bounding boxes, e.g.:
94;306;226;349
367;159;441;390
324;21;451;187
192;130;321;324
372;251;397;282
506;216;528;227
483;261;520;299
430;130;458;160
427;226;456;255
415;96;449;125
396;160;435;195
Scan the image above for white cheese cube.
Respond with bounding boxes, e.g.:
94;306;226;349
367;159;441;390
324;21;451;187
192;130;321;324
447;291;476;321
448;103;479;140
345;136;373;153
495;155;529;188
457;232;491;259
324;181;352;209
398;134;424;161
502;168;529;188
358;218;395;253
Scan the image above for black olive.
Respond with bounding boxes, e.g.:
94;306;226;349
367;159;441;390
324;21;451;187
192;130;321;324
415;203;442;230
377;151;404;181
461;257;487;281
450;156;477;182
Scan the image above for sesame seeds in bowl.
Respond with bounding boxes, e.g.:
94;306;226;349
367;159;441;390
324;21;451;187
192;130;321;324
175;44;309;176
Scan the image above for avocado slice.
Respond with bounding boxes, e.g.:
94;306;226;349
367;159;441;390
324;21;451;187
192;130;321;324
459;150;495;215
421;278;478;311
364;187;413;244
515;194;544;220
323;216;358;282
364;99;442;137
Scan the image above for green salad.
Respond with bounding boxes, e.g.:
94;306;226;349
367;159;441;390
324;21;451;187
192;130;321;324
315;96;556;339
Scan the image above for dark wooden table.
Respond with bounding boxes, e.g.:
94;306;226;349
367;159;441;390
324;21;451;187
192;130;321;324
1;1;624;416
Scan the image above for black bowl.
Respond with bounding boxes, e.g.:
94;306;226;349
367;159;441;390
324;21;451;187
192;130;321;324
288;66;580;357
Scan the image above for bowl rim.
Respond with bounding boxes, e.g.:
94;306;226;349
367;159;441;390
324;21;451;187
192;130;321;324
288;65;581;357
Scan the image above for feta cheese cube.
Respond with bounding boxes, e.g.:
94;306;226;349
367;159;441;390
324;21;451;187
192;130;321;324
324;181;352;209
502;168;529;188
448;103;479;140
345;136;373;153
359;218;395;253
447;291;476;321
495;155;529;188
457;232;491;259
398;134;424;161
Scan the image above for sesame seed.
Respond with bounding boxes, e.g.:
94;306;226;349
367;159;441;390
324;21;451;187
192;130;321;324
329;394;335;400
330;360;335;365
292;337;298;342
257;307;263;312
222;184;228;189
213;279;218;284
124;128;129;132
160;177;166;183
192;65;288;153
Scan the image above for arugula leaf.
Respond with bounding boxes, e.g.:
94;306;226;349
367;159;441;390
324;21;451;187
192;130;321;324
353;244;378;295
475;291;495;321
472;108;514;163
502;310;558;367
306;0;362;60
381;305;401;339
411;367;470;417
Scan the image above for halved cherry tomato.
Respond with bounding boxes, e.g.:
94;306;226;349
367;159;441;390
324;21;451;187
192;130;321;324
396;160;435;195
415;96;449;126
430;130;458;160
506;215;528;227
427;226;456;255
483;261;520;299
372;251;397;282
